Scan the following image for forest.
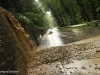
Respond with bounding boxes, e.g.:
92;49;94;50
1;0;100;75
0;0;100;28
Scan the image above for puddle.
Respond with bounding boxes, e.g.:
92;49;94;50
28;59;100;75
65;59;100;75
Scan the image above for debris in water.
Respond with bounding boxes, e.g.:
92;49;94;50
48;31;53;34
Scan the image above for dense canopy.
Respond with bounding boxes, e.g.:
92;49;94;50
0;0;100;27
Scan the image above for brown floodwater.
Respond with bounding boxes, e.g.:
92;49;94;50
29;27;100;75
38;27;100;49
59;27;100;44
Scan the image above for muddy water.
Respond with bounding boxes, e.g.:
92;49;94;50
38;28;64;49
34;27;100;75
39;27;100;48
59;27;100;44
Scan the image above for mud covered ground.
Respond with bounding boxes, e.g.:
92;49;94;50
27;35;100;75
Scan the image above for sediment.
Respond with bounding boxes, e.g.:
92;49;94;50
27;35;100;75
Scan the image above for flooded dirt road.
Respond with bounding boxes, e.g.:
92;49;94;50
28;36;100;75
28;27;100;75
38;27;100;49
28;59;100;75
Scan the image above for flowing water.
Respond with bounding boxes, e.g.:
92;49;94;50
59;27;100;44
34;27;100;75
39;27;100;48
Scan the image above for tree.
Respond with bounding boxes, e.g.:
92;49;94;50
76;0;90;21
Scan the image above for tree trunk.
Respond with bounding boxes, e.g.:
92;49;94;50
98;0;100;15
59;0;71;15
76;0;90;21
47;3;63;27
90;0;97;20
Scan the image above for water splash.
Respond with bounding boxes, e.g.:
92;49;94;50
38;28;63;49
47;28;63;46
0;7;35;59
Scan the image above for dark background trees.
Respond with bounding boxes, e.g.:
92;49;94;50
40;0;100;27
0;0;100;27
0;0;49;29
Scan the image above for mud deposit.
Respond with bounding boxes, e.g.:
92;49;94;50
27;37;100;75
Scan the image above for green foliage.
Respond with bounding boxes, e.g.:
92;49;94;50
40;0;100;27
7;0;100;28
40;0;68;27
96;7;100;12
8;0;49;29
11;12;29;23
